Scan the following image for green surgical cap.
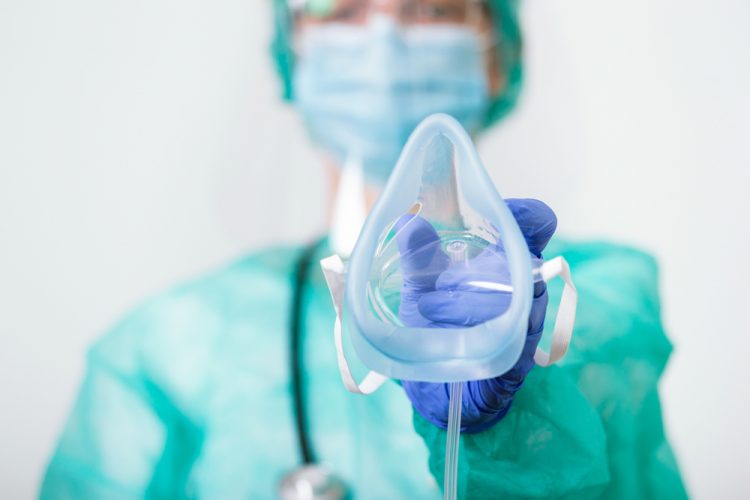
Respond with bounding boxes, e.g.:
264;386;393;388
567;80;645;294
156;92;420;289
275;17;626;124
305;0;336;16
270;0;523;129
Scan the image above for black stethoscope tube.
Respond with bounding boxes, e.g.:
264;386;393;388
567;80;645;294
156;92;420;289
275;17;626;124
282;241;354;499
289;241;321;465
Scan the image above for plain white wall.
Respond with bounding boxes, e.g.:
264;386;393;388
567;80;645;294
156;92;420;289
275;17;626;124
1;0;748;498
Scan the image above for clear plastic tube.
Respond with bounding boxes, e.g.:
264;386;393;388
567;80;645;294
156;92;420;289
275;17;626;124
444;381;463;500
444;240;466;500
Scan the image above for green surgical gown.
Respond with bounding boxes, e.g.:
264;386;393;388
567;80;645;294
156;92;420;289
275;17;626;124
40;238;688;499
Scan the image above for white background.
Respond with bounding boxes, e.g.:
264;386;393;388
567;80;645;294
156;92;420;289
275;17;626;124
1;0;749;498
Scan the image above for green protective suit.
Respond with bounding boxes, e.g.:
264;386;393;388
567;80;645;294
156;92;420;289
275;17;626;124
40;238;687;499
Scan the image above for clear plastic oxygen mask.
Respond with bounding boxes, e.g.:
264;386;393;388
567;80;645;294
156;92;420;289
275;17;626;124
322;114;576;386
367;132;546;333
343;113;536;384
320;114;578;500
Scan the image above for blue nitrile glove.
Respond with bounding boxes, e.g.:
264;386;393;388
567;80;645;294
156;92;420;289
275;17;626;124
398;199;557;433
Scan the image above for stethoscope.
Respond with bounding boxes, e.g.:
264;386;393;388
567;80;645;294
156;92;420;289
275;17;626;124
278;240;350;500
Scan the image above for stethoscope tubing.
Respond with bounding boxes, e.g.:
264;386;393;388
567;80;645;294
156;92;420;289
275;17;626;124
289;240;324;465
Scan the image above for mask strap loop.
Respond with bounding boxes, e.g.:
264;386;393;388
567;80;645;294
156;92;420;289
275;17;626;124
534;256;578;367
321;255;388;394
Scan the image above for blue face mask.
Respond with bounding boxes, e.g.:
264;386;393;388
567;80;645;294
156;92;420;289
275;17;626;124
293;16;491;184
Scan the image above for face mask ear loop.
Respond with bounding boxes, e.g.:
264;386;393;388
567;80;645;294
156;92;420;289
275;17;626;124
534;256;578;367
321;255;388;394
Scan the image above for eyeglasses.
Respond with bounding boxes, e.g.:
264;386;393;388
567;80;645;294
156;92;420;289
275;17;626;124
289;0;488;27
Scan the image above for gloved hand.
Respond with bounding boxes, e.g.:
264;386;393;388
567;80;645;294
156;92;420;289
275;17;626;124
398;199;557;433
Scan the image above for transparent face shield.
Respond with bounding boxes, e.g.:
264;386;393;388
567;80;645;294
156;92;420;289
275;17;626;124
289;0;496;185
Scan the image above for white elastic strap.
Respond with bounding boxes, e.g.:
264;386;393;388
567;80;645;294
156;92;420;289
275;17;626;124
534;256;578;367
333;317;388;394
320;255;388;395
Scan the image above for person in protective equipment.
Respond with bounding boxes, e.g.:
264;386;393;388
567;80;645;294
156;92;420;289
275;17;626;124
41;1;688;498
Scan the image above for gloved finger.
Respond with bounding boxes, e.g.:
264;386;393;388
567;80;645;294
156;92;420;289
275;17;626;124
506;199;557;257
434;244;510;291
402;378;518;433
417;289;512;326
401;381;451;428
394;214;449;292
529;292;548;336
422;281;548;332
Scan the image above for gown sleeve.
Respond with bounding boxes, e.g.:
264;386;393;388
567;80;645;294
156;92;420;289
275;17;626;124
39;305;202;500
413;366;611;499
411;242;689;499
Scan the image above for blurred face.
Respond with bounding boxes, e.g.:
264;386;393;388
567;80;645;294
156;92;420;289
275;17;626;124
297;0;482;26
289;0;505;184
293;0;503;94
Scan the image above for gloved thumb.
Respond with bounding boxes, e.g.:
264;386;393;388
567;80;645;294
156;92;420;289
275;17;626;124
506;199;557;257
394;214;449;293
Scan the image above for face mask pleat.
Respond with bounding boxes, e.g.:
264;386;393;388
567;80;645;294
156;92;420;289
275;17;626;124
294;17;490;184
